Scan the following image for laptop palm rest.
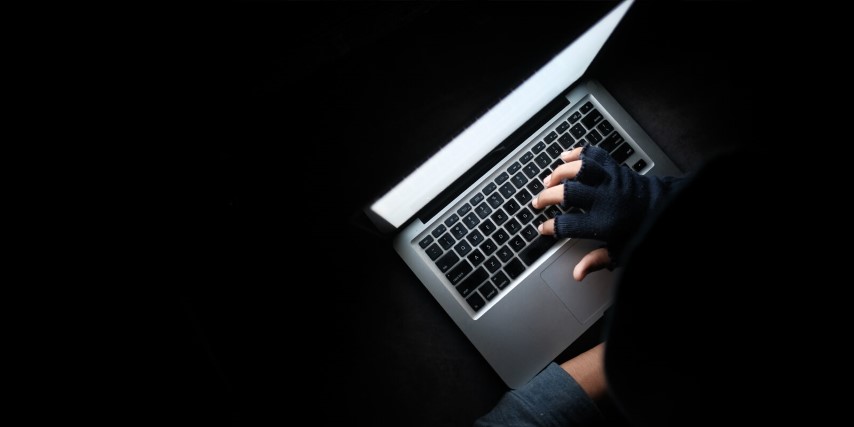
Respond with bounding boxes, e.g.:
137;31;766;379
540;238;617;324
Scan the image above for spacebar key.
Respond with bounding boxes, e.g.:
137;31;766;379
519;236;558;266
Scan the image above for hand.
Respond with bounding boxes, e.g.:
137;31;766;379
531;145;684;280
532;147;613;281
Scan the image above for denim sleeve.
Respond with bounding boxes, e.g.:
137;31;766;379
474;362;604;427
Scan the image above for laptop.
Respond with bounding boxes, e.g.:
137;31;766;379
364;0;681;388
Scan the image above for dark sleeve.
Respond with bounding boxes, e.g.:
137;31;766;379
602;149;780;425
474;362;605;427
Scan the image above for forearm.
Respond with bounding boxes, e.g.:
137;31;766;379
560;342;607;400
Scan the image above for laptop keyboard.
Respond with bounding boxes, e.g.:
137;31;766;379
418;99;646;313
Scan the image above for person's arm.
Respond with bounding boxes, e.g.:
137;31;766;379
561;342;607;400
474;344;607;427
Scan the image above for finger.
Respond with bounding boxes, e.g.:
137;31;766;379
573;248;612;281
560;146;584;163
531;184;565;209
543;157;583;187
542;147;584;187
542;159;582;188
537;218;555;236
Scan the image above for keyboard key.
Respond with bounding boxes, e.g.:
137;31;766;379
475;203;492;219
558;133;574;149
491;209;509;226
463;212;480;229
612;142;635;164
478;219;496;236
511;172;528;188
600;131;623;153
481;238;498;256
534;153;551;168
509;235;526;252
470;193;485;206
514;189;532;204
438;234;455;250
526;179;544;195
515;207;535;224
457;203;472;217
466;293;486;311
519;235;558;266
534;215;547;226
426;243;443;261
503;199;520;215
532;141;546;154
446;260;472;285
570;123;586;138
483;182;497;195
520;152;534;164
573;138;588;148
544;131;558;143
545;206;562;218
523;163;540;179
556;120;570;134
480;282;499;301
505;218;522;234
586;129;602;144
549;159;562;170
467;230;484;246
597;119;614;136
546;143;562;158
504;259;526;279
435;251;459;273
495;171;509;185
484;256;502;273
457;266;487;297
431;224;446;238
468;249;485;266
496;246;514;262
580;101;594;114
581;109;603;129
499;182;516;198
419;235;434;249
632;158;648;172
487;193;504;209
444;214;459;227
455;240;472;257
568;110;583;123
507;162;522;174
493;229;510;245
492;271;511;289
520;225;538;242
450;223;467;239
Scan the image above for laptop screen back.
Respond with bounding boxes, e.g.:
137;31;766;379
369;0;634;229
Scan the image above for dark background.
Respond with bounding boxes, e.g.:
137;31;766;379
147;1;765;425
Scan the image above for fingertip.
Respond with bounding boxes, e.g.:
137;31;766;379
573;265;586;282
543;174;551;186
537;223;544;234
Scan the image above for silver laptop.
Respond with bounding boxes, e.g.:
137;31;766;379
365;0;680;388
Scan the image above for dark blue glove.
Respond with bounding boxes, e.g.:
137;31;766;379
554;145;685;263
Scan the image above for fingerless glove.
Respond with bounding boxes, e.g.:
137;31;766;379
554;145;685;263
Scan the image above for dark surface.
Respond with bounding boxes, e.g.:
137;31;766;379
153;1;763;425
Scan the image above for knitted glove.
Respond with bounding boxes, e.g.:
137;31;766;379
554;145;685;264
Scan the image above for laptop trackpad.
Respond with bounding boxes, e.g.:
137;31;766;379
540;239;617;324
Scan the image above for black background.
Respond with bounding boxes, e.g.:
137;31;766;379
143;1;766;425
